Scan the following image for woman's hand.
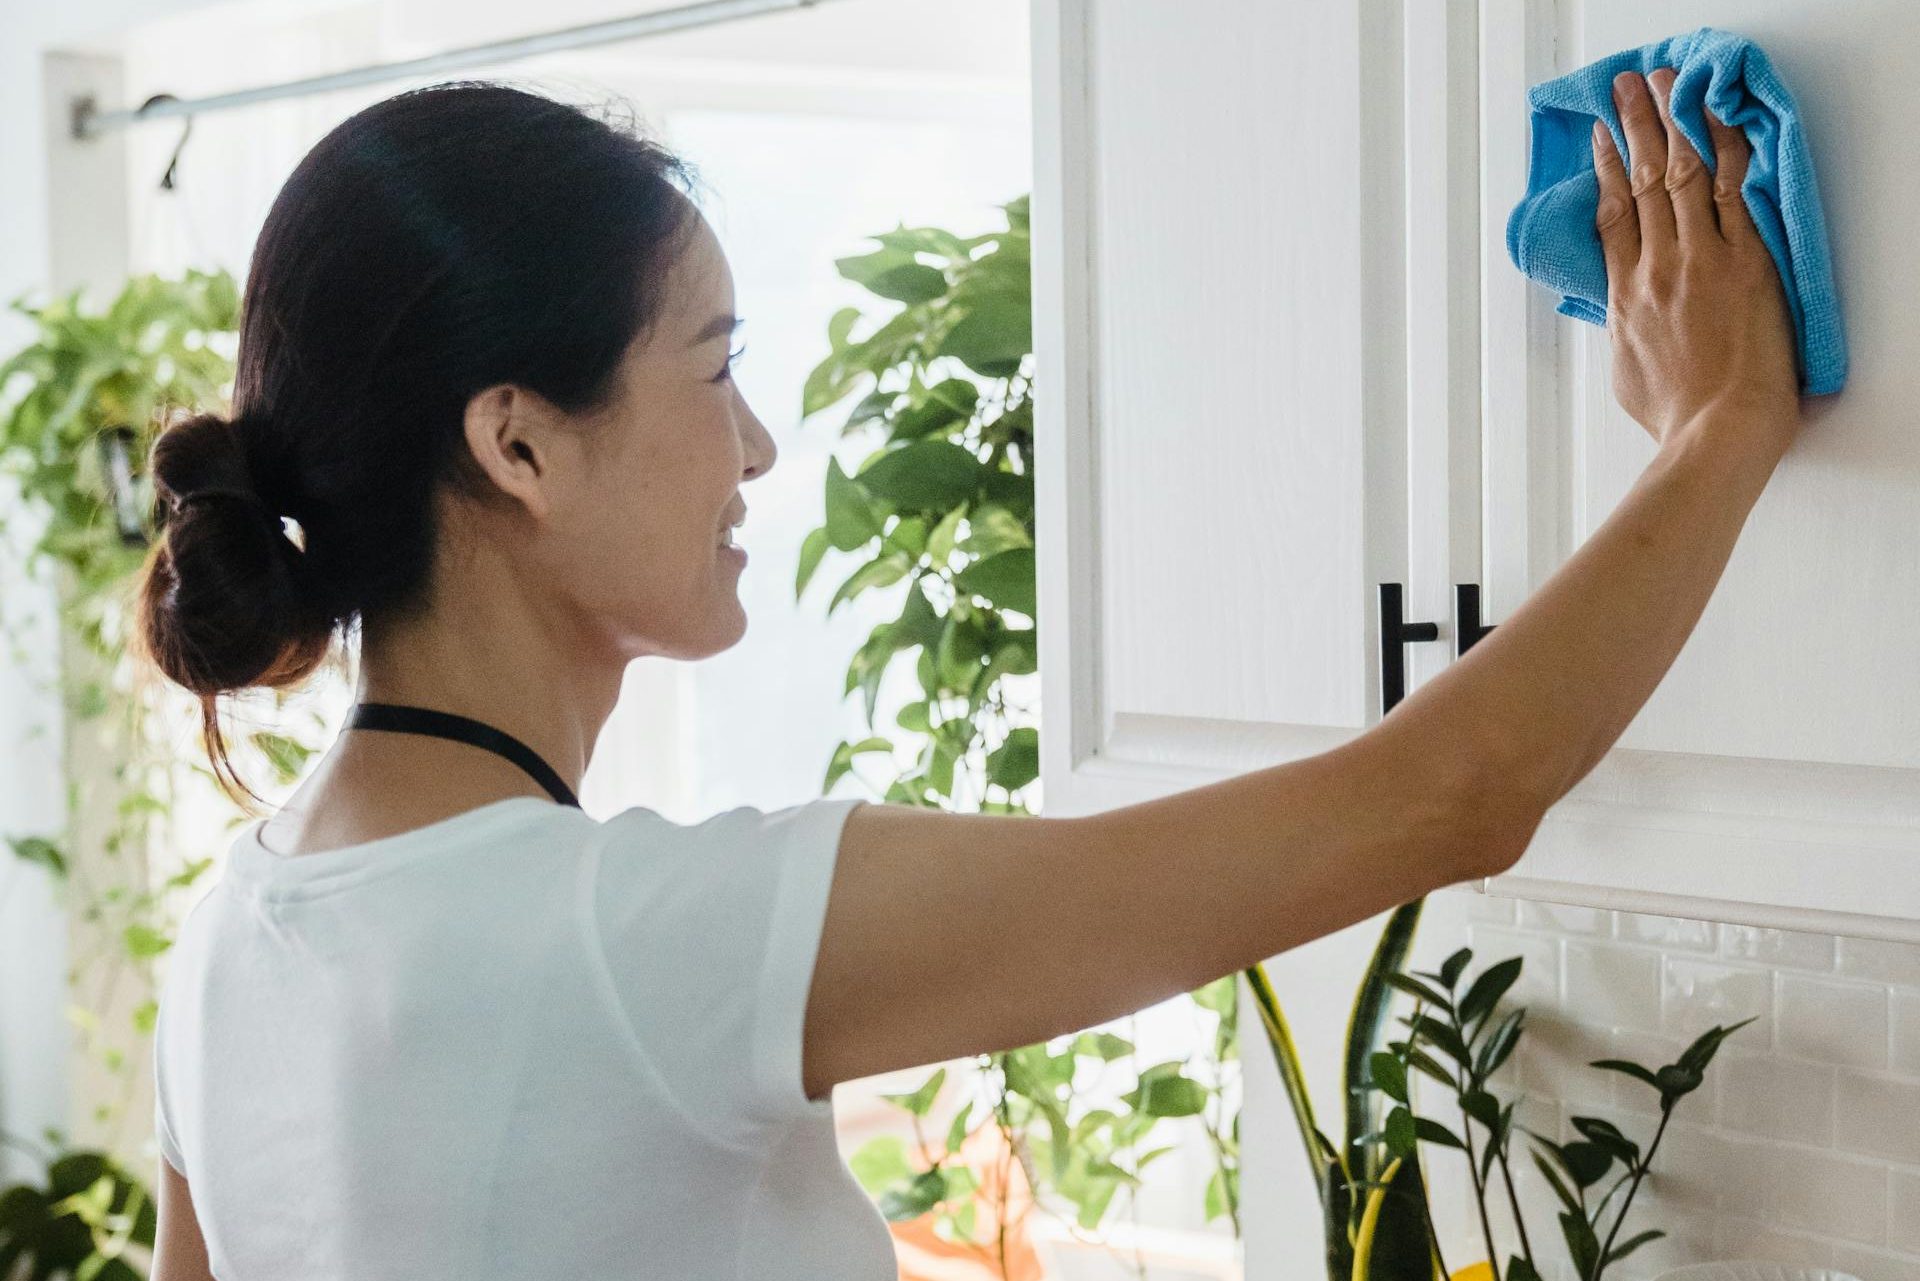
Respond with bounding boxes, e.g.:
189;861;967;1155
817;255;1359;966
1593;67;1801;461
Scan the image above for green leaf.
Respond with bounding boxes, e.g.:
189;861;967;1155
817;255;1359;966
1203;1168;1231;1223
6;835;67;878
1560;1209;1601;1279
924;503;966;565
1383;1106;1415;1161
121;923;170;959
1675;1016;1757;1074
956;502;1031;557
1072;1030;1134;1060
251;731;312;785
1412;1117;1465;1150
835;246;948;303
878;1168;948;1221
1475;1007;1526;1081
1531;1149;1581;1213
938;293;1030;378
1507;1256;1545;1281
1654;1064;1705;1100
823;456;883;550
856;439;983;512
794;525;830;600
1384;973;1454;1014
1559;1140;1614;1188
867;263;949;304
843;388;897;433
873;225;975;263
888;380;977;441
945;1101;973;1155
1570;1115;1640;1169
951;547;1035;617
1456;956;1523;1031
1368;1052;1408;1104
1603;1228;1666;1267
1461;1089;1501;1130
879;1066;946;1117
1410;1016;1472;1069
985;726;1039;793
1589;1058;1662;1090
827;550;912;615
848;1135;913;1196
1439;947;1473;990
1123;1073;1207;1118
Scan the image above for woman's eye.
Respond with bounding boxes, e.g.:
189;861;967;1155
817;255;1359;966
713;344;747;383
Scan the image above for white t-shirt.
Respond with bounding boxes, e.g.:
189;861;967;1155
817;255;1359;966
151;793;899;1280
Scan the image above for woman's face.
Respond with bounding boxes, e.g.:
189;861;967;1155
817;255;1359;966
544;202;777;662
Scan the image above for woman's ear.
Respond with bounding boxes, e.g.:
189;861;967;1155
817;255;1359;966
462;384;553;522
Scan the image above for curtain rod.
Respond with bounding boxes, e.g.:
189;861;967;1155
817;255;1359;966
72;0;842;139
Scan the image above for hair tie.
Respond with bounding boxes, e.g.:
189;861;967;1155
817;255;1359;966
170;485;289;545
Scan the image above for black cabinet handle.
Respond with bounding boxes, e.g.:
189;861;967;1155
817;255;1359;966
1379;583;1440;717
1455;583;1498;657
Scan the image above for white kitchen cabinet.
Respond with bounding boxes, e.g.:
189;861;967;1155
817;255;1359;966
1034;0;1920;949
1475;0;1920;938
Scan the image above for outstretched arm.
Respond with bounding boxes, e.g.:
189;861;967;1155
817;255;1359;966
800;68;1802;1100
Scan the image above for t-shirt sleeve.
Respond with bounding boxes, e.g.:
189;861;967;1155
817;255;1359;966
152;988;187;1177
586;795;866;1149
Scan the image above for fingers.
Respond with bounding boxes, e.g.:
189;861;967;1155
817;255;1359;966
1648;68;1716;247
1592;117;1639;284
1613;70;1676;256
1704;106;1760;247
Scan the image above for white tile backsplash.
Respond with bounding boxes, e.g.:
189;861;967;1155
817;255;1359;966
1839;938;1920;988
1833;1070;1920;1165
1661;956;1775;1043
1719;923;1837;972
1461;896;1920;1275
1893;1169;1920;1254
1777;975;1891;1070
1896;990;1920;1076
1717;1051;1836;1146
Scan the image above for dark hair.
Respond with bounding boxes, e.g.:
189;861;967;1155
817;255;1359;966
133;81;701;808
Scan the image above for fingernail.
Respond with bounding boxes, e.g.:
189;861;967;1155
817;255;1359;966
1592;119;1608;150
1613;70;1639;98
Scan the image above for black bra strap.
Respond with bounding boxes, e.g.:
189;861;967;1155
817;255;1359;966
344;702;581;809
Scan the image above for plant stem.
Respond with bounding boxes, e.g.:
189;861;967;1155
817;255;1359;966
1415;1152;1452;1281
1458;1109;1503;1277
1447;1053;1502;1277
1494;1144;1537;1268
1594;1107;1672;1280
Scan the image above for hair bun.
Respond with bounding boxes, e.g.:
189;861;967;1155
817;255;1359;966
151;410;279;529
138;408;329;699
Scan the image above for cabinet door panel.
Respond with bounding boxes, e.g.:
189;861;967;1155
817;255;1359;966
1480;0;1920;935
1036;0;1412;806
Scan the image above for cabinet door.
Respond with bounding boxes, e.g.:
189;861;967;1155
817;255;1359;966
1479;0;1920;937
1032;0;1419;817
1032;1;1479;1271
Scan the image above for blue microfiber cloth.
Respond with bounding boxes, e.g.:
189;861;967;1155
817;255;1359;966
1506;27;1846;395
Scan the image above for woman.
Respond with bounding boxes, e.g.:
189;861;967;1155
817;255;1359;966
142;68;1797;1279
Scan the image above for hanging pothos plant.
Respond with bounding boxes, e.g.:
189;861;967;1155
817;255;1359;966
0;269;326;1279
795;195;1244;1271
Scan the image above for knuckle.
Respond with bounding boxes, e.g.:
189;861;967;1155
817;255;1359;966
1595;195;1633;232
1665;156;1706;194
1629;161;1666;196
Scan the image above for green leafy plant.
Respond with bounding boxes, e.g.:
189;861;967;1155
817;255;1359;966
0;1140;154;1281
0;270;328;1277
1245;901;1442;1279
797;195;1242;1271
1276;942;1746;1281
